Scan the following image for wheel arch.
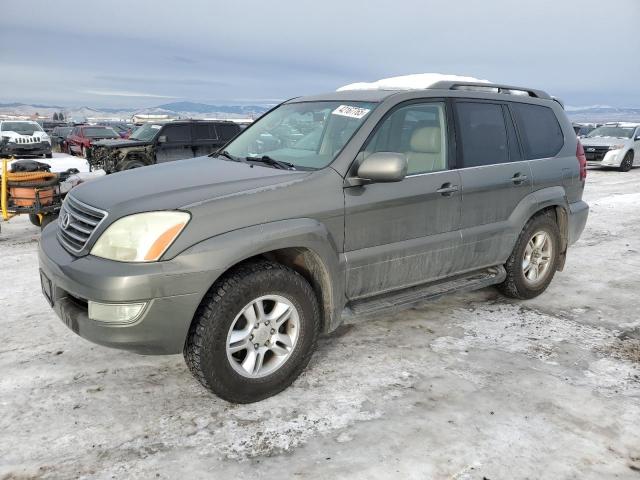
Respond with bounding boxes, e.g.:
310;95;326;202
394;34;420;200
178;219;345;335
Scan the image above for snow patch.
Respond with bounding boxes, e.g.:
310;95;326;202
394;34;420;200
337;73;491;92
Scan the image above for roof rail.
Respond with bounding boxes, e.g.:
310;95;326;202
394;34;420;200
429;81;552;100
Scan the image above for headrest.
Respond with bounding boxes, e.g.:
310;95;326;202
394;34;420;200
409;126;441;153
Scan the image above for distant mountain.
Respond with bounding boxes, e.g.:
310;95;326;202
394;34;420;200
566;106;640;123
0;101;270;121
156;102;270;116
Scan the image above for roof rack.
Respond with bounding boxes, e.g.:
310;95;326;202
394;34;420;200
429;81;552;100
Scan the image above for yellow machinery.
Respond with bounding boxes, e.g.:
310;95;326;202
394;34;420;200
1;158;61;229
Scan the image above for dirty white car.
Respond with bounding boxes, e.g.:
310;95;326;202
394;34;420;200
581;122;640;172
0;120;52;158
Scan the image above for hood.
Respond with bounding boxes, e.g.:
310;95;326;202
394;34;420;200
1;130;48;141
581;136;631;147
70;155;309;215
92;138;150;149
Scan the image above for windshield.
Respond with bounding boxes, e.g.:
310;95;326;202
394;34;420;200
129;123;163;141
84;127;119;138
223;101;376;169
586;126;635;139
1;122;43;135
55;127;73;136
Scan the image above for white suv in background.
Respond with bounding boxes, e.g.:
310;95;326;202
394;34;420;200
0;120;52;159
581;122;640;172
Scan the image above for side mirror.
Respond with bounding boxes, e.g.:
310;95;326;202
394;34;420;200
635;136;640;141
157;135;167;144
349;152;407;186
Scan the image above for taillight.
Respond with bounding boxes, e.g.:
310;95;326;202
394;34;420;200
576;140;587;181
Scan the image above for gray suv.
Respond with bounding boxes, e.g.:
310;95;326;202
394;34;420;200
38;81;589;403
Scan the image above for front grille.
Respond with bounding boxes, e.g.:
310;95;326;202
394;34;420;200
15;136;39;144
57;195;107;253
584;146;609;161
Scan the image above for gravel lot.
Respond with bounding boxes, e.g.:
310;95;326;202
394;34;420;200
1;168;639;479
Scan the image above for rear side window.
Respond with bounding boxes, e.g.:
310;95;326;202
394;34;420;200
193;124;218;140
455;102;509;167
216;123;240;140
511;103;563;159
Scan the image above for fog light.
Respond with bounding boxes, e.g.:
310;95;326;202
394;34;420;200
88;301;147;324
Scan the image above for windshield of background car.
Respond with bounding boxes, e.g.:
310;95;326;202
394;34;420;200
224;101;377;169
84;127;119;138
129;124;163;141
586;126;635;139
1;122;43;135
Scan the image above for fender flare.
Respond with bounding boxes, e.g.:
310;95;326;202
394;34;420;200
176;218;345;332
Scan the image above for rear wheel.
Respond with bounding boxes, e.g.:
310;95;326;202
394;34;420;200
498;212;560;299
619;151;633;172
184;261;320;403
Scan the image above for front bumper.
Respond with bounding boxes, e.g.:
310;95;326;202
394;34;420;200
567;200;589;245
0;142;51;157
586;149;623;167
38;223;221;354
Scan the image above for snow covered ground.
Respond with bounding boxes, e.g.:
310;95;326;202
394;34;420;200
1;168;639;479
7;152;90;173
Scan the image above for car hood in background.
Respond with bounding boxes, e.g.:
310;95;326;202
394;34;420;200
581;137;631;147
92;138;150;148
70;155;309;215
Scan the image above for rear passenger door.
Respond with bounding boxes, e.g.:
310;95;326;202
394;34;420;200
192;123;219;157
155;124;194;163
453;100;532;272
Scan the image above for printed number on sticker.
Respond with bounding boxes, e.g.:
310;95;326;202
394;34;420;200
332;105;370;119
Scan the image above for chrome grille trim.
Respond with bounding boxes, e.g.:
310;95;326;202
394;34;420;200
56;194;108;254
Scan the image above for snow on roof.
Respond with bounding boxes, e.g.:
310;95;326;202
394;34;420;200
336;73;491;92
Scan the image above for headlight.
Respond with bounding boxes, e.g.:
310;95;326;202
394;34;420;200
609;144;625;150
91;211;190;262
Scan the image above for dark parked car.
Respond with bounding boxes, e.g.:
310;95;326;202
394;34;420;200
39;80;588;403
50;126;73;152
88;119;242;172
66;126;120;157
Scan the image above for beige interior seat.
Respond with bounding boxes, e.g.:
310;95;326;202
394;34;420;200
406;126;445;173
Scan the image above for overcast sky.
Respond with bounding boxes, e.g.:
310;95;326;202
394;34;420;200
1;0;639;108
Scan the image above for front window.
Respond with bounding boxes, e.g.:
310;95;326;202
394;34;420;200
1;122;43;135
129;123;163;141
586;126;635;139
83;127;119;139
224;101;376;170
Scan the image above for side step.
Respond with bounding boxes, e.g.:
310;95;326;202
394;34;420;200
343;266;506;319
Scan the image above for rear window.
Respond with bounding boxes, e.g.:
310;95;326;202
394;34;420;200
511;103;564;159
455;102;509;167
193;124;218;140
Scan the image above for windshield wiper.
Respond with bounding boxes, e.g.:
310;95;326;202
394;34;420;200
212;150;245;162
245;155;296;170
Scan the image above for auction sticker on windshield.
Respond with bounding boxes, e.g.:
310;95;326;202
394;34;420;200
332;105;371;119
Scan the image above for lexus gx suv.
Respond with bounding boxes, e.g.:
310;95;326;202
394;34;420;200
39;80;589;403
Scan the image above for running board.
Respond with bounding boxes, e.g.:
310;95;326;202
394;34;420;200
343;266;506;319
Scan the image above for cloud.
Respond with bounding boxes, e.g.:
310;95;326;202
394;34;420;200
83;90;179;99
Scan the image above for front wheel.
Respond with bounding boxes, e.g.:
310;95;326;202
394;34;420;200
184;261;320;403
498;213;560;299
619;151;634;172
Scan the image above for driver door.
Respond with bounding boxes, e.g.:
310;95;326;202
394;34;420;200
344;100;463;299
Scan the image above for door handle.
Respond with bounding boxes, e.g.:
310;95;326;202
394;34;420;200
512;173;528;184
436;183;459;196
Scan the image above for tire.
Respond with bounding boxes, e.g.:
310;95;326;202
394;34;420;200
498;212;561;300
119;159;146;170
45;153;53;159
40;214;57;230
28;213;41;227
619;151;633;172
184;260;320;403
